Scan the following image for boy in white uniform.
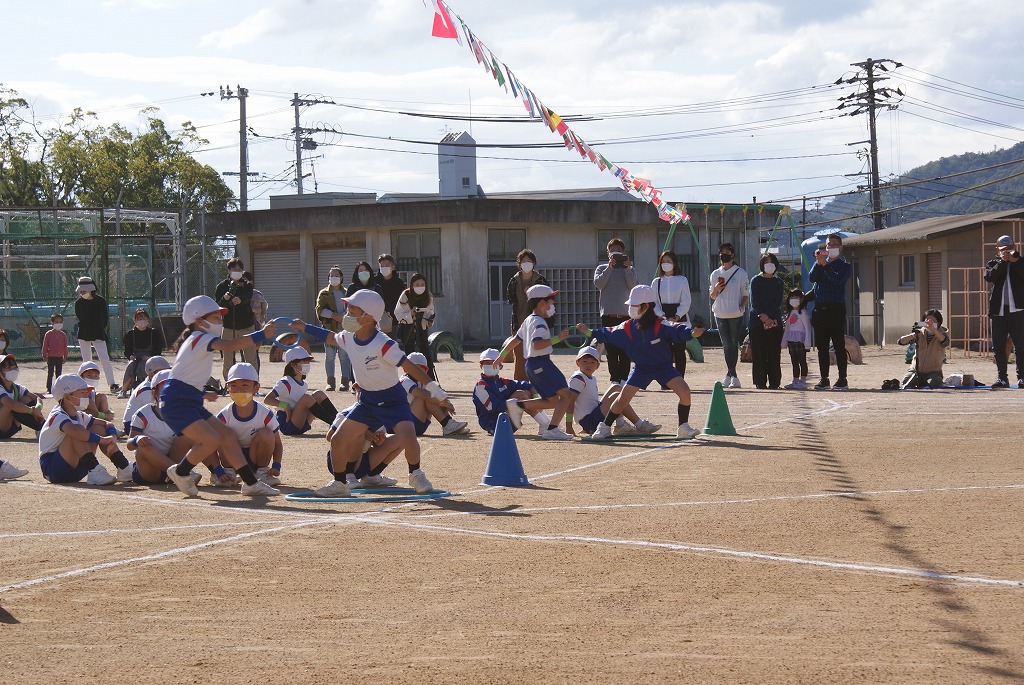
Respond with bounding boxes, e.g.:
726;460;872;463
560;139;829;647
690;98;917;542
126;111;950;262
218;363;284;486
400;351;469;436
567;346;658;438
122;356;171;434
126;369;203;487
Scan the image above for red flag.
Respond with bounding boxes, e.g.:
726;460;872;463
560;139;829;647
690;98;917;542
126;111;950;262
430;1;459;39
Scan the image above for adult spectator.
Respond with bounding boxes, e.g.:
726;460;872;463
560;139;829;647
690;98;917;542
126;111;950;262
808;233;853;390
652;249;691;377
748;253;785;389
506;249;550;380
316;265;353;392
245;270;268;373
74;276;119;393
984;234;1024;388
897;310;949;389
709;243;748;388
594;238;638;386
394;272;438;380
119;308;166;397
347;261;378;296
213;257;257;381
373;253;406;337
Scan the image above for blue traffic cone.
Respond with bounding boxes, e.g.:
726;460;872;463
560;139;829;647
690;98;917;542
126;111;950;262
480;413;530;486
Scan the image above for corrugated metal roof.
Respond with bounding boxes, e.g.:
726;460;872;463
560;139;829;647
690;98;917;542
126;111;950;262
843;209;1024;246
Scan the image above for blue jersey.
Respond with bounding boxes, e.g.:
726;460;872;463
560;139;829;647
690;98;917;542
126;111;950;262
473;375;532;433
591;319;693;373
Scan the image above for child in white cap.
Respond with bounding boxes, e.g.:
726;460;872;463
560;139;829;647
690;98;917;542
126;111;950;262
472;348;550;435
126;369;202;488
264;346;338;436
121;355;172;435
218;363;284;486
578;285;703;439
0;353;44;440
400;351;469;436
78;361;112;425
567;346;659;438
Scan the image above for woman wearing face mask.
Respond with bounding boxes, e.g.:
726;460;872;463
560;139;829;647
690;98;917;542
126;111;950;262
394;273;438;381
0;353;45;440
652;250;692;377
74;275;119;393
748;253;785;389
709;243;749;388
264;347;339;436
119;308;166;397
505;249;550;381
347;261;380;296
316;265;353;392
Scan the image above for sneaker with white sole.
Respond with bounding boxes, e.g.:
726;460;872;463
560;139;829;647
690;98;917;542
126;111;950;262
590;422;613;440
541;426;573;441
86;463;116;485
634;419;661;434
721;375;733;388
115;465;134;483
612;418;635;435
729;376;742;388
784;380;801;390
532;410;551;434
676;423;700;439
190;471;203;486
0;461;29;480
208;469;238;487
166;466;199;495
442;419;469;436
408;469;433;494
361;473;398;488
240;480;279;496
256;467;282;486
345;473;362;489
313;479;350;498
504;400;525;429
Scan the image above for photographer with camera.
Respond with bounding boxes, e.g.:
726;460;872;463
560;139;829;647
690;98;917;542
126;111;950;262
594;238;638;386
984;235;1024;389
394;273;438;381
808;234;852;390
213;257;257;383
896;309;949;389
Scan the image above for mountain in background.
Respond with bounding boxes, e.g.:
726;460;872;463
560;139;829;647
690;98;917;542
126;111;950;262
818;141;1024;232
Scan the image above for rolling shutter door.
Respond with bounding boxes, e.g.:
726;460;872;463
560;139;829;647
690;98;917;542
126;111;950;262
316;247;367;284
926;253;942;310
253;250;303;320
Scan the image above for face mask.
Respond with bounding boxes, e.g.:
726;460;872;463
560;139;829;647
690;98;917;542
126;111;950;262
763;263;777;275
482;365;500;377
789;298;802;308
546;304;556;317
342;315;363;333
413;285;426;295
827;247;841;259
230;392;254;406
379;266;392;277
52;323;64;331
328;276;341;287
3;369;18;383
661;262;673;273
204;322;224;337
628;305;643;319
229;271;243;281
720;254;733;264
76;396;90;410
81;291;93;299
520;262;534;273
298;363;311;375
82;376;99;388
0;341;5;351
358;271;370;283
135;319;149;330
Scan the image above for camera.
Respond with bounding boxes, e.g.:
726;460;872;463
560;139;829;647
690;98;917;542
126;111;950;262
612;253;627;266
911;321;923;331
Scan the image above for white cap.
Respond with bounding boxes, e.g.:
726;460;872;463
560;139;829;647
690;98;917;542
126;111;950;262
182;295;227;325
52;373;88;401
78;361;100;376
226;362;260;383
479;348;501;363
283;347;314;364
625;284;656;305
151;369;173;388
341;289;385;322
144;356;171;374
525;284;557;299
997;235;1015;247
408;352;428;367
75;276;97;294
576;345;600;361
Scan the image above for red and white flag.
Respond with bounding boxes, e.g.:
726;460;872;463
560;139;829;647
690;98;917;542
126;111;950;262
430;1;459;39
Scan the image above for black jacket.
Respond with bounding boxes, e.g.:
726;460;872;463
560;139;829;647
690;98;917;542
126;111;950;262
373;272;407;317
984;255;1024;316
214;279;255;330
74;295;109;341
122;327;166;358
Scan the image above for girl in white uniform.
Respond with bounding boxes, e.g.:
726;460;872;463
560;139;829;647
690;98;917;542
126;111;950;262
126;369;202;487
122;356;172;434
400;351;469;436
264;346;338;435
566;346;658;438
219;363;283;486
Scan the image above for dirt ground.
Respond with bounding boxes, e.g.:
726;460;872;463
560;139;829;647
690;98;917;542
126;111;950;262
1;343;1022;684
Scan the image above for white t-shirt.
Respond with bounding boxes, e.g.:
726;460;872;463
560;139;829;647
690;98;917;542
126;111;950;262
217;402;280;448
516;313;552;359
122;379;153;426
709;264;749;319
568;371;600;419
0;382;30;404
39;405;94;456
331;330;407;392
271;377;309;409
400;374;420;404
130;405;178;454
652;275;691;319
169;331;218;390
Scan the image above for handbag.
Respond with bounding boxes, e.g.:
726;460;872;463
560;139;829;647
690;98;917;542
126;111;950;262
379;312;394;333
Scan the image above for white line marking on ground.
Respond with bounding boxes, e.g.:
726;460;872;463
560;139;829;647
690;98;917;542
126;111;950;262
738;399;867;431
0;520;302;539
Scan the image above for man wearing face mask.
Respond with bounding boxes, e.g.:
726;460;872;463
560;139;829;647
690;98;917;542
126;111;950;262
594;238;638;385
316;266;354;392
373;253;406;336
709;243;749;388
808;234;853;389
506;249;551;381
214;257;257;383
985;235;1024;388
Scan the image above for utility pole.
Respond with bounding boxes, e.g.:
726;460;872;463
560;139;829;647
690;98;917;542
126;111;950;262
291;94;336;194
217;85;249;210
836;58;903;232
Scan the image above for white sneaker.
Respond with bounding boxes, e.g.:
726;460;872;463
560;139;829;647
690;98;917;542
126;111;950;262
612;418;635;435
240;480;279;496
166;466;199;496
256;466;282;486
634;419;662;434
361;473;398;488
729;376;742;388
442;418;469;436
532;410;551;434
409;468;433;494
541;426;573;441
115;464;134;482
721;375;733;388
190;472;203;486
313;479;350;498
86;463;116;485
0;461;29;480
676;423;700;439
209;469;237;487
345;473;362;489
504;400;525;429
590;422;613;440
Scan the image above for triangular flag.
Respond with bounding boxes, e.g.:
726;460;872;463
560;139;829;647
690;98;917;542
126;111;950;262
505;66;518;97
430;0;459;39
438;2;462;44
491;55;506;88
571;131;587;157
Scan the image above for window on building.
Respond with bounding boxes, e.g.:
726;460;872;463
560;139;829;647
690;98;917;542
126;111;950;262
656;226;699;290
392;229;443;295
900;254;915;286
462;177;471;188
596;229;634;261
488;229;527;260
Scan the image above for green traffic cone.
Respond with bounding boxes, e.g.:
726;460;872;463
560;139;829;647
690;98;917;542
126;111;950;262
703;381;737;435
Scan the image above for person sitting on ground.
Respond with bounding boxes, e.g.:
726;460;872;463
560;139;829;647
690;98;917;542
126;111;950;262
0;353;44;440
122;356;172;435
897;309;949;389
567;346;659;438
217;363;284;487
78;361;113;425
472;348;550;436
264;347;339;436
326;389;403;490
125;369;203;489
400;351;469;436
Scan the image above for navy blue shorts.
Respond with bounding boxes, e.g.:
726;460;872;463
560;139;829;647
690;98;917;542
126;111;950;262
525;356;568;399
626;365;682;390
579;406;605;434
412;415;431;436
276;410;311;436
0;422;21;439
39;450;92;483
131;462;168;485
159;380;213;433
346;384;415;432
122;421;132;436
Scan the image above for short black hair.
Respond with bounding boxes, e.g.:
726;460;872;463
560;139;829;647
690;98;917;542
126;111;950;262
923;308;943;326
719;243;734;253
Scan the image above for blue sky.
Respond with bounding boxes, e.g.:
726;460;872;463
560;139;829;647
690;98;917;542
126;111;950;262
5;0;1024;210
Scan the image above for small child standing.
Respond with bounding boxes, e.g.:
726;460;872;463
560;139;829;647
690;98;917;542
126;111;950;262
472;348;550;435
781;288;812;390
41;313;69;396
